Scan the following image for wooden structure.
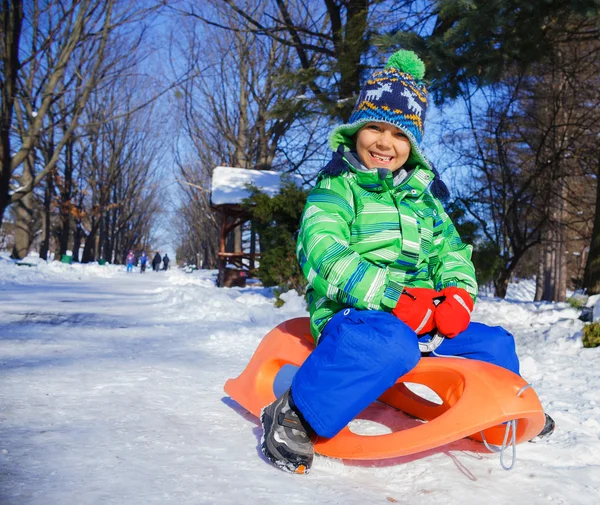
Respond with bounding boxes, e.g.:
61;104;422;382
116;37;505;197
213;204;258;287
211;167;301;288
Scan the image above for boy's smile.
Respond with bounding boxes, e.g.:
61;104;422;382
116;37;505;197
355;122;411;172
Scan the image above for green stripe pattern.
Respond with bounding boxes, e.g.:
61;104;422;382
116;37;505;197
297;160;478;342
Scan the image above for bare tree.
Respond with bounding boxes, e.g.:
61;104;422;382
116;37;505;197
448;79;549;298
172;0;411;121
171;1;321;267
449;30;600;299
71;82;165;263
524;37;600;300
0;0;164;239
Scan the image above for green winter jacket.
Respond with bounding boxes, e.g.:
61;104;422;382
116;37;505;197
296;152;478;342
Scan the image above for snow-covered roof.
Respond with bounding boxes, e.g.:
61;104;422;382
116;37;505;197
210;166;302;206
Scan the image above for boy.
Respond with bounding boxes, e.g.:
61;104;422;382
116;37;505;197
139;251;148;273
260;50;554;475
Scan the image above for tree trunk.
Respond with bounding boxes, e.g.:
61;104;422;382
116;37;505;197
584;155;600;294
94;227;100;261
534;244;544;301
113;227;120;264
0;184;9;229
108;188;118;262
494;269;511;299
10;193;33;258
0;0;23;229
98;211;107;261
39;170;54;260
555;230;567;302
72;220;83;262
554;187;567;302
538;185;568;302
58;139;74;256
494;251;529;299
0;138;11;228
10;152;35;259
540;225;556;301
202;242;209;269
81;220;99;263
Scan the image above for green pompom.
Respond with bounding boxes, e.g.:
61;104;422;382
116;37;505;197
384;50;425;80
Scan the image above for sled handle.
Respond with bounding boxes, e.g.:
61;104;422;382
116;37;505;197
418;296;446;353
418;332;445;353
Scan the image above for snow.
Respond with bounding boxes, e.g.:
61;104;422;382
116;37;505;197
586;294;600;321
1;255;599;505
210;166;303;206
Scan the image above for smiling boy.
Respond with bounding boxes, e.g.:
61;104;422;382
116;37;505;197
355;122;411;171
260;50;554;475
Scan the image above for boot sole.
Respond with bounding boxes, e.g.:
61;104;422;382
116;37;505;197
260;407;310;475
529;414;556;443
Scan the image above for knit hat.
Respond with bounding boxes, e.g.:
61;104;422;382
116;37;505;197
329;50;431;171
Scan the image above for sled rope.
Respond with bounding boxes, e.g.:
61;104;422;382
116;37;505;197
430;349;466;359
431;346;532;471
480;384;533;471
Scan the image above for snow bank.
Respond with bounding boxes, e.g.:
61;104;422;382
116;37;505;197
0;252;120;285
1;262;599;505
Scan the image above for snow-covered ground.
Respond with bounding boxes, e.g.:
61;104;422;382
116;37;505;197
1;255;598;505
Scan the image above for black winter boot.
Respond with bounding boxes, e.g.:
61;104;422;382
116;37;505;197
530;413;556;442
260;389;315;474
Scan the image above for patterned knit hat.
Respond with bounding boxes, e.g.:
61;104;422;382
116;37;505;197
328;50;431;171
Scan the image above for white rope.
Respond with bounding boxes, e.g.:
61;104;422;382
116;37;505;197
479;384;533;471
431;349;466;359
431;345;533;471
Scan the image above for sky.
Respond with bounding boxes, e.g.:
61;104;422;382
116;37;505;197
1;255;599;504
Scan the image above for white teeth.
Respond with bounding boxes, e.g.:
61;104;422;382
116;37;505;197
372;153;392;162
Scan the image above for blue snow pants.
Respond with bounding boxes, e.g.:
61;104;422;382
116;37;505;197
291;309;519;438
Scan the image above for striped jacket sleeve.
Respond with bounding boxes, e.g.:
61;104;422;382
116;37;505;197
296;175;401;312
430;200;479;301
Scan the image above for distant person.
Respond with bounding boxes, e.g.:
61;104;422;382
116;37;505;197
162;254;170;271
126;250;135;273
152;252;162;272
139;251;148;273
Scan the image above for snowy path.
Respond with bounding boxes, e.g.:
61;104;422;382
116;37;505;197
1;263;599;505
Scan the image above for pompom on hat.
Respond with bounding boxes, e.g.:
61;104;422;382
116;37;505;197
329;50;431;172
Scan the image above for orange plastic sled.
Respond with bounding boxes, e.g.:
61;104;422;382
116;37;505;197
224;317;545;460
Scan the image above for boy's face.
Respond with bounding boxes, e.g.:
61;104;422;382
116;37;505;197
356;122;411;172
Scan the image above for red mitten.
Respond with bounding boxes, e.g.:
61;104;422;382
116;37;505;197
392;287;438;335
434;287;474;338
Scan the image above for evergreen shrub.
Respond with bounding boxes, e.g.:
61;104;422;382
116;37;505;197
242;177;309;303
472;240;504;287
448;202;503;288
582;322;600;348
